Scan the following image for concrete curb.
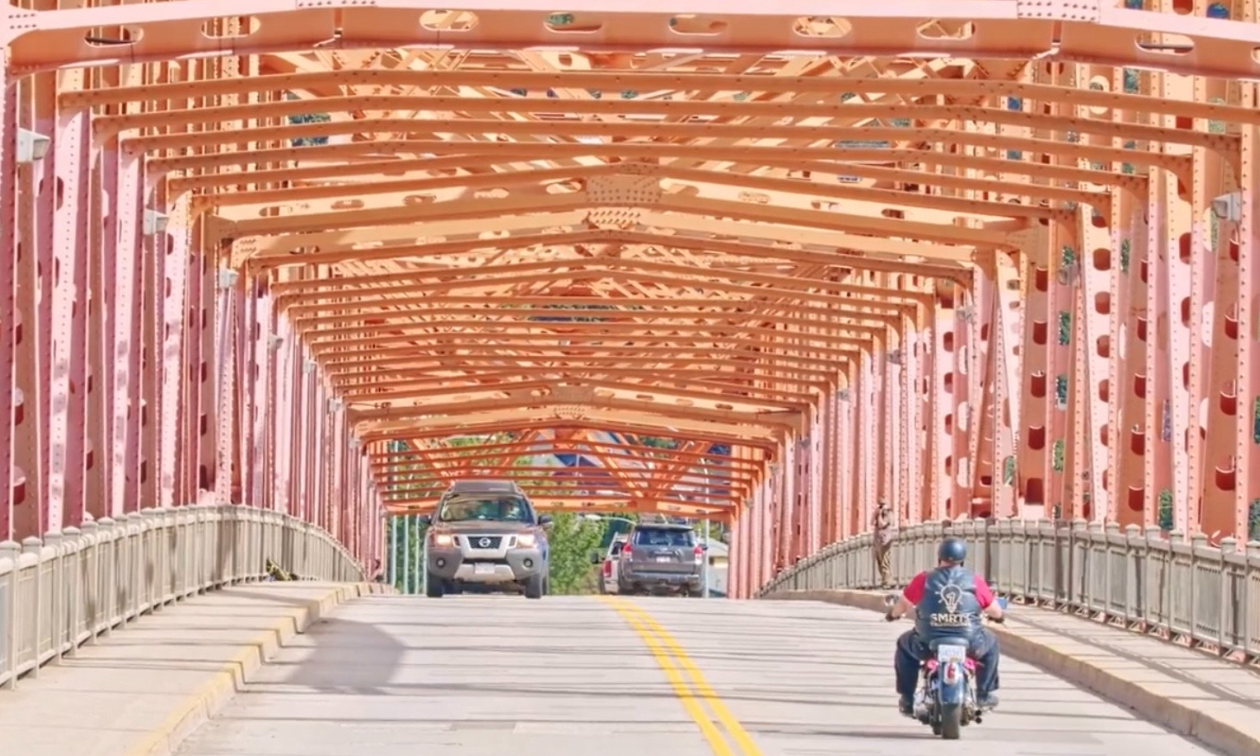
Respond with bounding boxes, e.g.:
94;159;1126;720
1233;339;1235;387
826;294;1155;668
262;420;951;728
126;582;388;756
763;589;1259;756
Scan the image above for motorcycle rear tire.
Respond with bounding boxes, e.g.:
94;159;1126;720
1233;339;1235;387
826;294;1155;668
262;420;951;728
940;703;963;740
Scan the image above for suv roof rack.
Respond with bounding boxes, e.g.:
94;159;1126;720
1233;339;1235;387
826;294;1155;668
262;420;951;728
444;479;524;495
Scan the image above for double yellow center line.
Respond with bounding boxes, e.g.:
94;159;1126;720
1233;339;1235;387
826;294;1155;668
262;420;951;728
600;596;765;756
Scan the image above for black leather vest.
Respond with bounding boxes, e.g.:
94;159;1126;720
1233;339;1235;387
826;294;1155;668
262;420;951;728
913;565;983;641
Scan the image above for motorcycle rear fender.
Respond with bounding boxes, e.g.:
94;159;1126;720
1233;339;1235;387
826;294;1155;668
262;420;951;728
936;661;967;705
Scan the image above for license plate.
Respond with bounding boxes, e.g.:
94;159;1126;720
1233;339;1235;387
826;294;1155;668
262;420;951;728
655;556;672;563
936;644;967;664
474;563;496;575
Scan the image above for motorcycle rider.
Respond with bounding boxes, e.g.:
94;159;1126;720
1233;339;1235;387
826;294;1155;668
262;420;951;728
884;536;1004;716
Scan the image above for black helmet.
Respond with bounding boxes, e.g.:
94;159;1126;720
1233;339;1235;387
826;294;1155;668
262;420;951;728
937;537;967;564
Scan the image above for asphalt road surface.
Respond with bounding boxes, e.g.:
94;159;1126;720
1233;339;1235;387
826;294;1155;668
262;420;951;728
175;594;1219;756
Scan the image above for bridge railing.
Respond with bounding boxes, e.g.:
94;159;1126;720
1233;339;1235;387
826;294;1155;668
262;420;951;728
0;504;364;689
757;519;1260;661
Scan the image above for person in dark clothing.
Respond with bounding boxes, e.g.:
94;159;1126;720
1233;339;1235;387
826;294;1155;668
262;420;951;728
883;536;1005;716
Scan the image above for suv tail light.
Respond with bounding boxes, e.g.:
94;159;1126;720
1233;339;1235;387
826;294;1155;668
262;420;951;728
622;543;632;556
693;545;704;563
602;560;612;577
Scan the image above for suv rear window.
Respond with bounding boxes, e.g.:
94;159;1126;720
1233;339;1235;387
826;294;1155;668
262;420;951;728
633;527;695;547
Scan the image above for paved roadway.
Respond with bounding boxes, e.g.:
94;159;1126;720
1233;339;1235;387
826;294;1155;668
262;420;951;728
175;594;1221;756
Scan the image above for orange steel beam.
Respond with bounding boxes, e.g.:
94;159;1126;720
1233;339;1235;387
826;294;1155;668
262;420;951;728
374;441;761;469
247;230;971;279
383;498;737;522
58;69;1260;118
156;143;1146;193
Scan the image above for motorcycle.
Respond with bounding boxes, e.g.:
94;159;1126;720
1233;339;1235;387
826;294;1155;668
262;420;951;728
883;593;1008;740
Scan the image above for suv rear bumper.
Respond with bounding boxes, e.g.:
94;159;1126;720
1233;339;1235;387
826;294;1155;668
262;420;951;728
428;547;545;583
621;568;701;590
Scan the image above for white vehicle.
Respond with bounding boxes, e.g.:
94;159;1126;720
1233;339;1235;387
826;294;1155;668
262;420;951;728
592;534;629;594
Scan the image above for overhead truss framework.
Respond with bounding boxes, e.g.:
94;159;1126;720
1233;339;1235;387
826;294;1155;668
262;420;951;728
1;0;1259;595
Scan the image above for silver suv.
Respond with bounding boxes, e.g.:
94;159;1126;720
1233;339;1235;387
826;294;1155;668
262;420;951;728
419;480;552;599
617;522;703;596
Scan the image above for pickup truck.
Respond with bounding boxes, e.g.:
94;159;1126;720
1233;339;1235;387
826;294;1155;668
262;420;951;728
592;534;629;594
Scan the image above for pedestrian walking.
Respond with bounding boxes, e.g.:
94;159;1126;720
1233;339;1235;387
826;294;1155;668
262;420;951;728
872;499;896;587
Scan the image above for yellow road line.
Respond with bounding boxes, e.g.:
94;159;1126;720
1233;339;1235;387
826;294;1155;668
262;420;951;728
600;596;737;756
601;596;764;756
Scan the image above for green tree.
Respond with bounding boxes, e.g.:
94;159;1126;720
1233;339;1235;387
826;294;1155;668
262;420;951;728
545;511;607;594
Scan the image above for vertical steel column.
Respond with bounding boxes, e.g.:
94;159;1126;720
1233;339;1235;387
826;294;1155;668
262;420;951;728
311;378;325;527
878;331;895;510
1042;66;1078;522
812;396;828;551
196;247;216;501
291;348;307;517
753;477;768;587
930;314;953;520
778;434;794;565
886;326;904;523
1016;226;1053;519
992;259;1023;518
31;70;56;537
0;74;16;540
178;227;203;503
213;267;238;504
1233;80;1259;543
276;316;295;513
824;388;841;543
950;296;975;517
250;280;271;508
49;105;91;528
837;384;855;539
12;76;41;539
109;151;143;516
1077;199;1114;520
902;327;922;525
302;358;316;522
237;274;255;503
860;357;879;529
138;186;158;513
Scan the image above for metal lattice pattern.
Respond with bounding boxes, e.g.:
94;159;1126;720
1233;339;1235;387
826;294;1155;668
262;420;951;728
0;0;1258;597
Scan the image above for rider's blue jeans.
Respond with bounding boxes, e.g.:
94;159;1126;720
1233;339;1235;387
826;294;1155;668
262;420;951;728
895;628;1000;699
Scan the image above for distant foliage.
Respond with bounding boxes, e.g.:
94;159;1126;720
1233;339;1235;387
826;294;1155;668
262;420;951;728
547;512;608;594
637;436;679;449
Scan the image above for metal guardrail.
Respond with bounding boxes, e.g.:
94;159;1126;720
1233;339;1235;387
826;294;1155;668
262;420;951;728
757;519;1260;662
0;504;365;689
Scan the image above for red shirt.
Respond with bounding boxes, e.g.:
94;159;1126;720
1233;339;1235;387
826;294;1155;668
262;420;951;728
902;570;995;609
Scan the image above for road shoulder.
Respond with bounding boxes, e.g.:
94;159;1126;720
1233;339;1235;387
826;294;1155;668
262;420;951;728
0;581;380;756
763;588;1260;756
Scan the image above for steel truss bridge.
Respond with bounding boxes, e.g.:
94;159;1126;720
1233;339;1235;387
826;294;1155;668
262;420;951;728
1;3;1259;754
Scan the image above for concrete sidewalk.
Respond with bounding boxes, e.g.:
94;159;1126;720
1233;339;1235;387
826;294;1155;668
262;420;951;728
0;581;380;756
765;589;1260;756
